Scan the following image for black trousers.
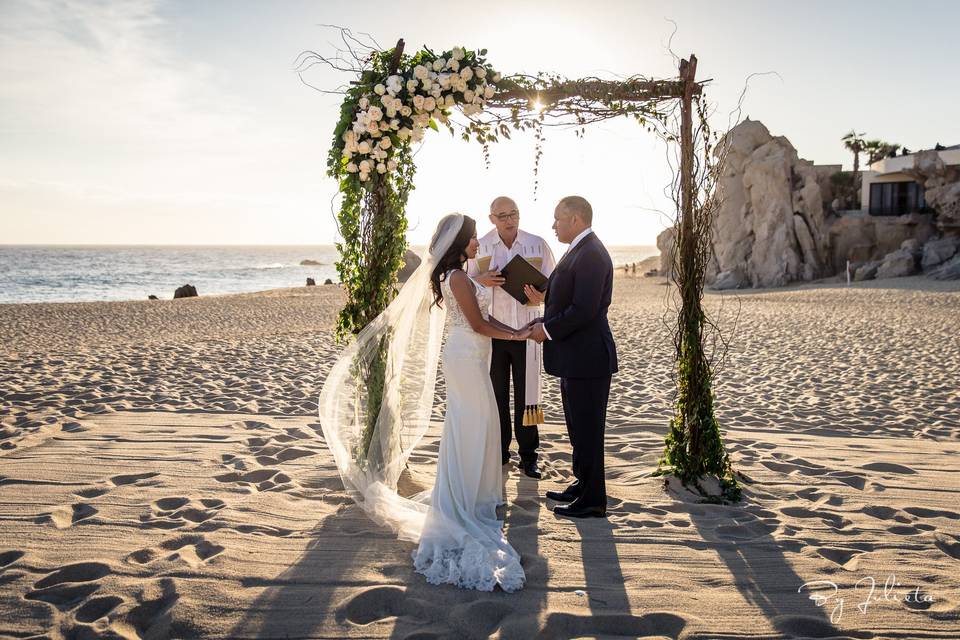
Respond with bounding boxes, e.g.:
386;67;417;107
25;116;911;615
560;376;611;508
490;338;539;463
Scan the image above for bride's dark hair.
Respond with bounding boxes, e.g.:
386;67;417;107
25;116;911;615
430;215;477;308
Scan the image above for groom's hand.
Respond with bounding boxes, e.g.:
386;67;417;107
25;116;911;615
475;270;505;287
529;322;547;343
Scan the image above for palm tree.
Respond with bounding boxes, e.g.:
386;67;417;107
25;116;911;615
863;139;901;165
841;130;867;207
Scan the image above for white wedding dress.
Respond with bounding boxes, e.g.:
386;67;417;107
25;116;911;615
411;271;525;592
318;214;524;594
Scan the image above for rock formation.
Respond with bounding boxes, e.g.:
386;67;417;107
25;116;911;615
657;120;959;285
306;278;316;286
396;249;422;283
705;119;828;289
173;285;198;299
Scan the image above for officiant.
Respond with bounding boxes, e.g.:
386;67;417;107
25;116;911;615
468;196;556;479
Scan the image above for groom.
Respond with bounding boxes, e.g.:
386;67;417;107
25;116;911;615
527;196;618;518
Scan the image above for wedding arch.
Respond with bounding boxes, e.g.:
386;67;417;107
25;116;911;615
299;30;741;502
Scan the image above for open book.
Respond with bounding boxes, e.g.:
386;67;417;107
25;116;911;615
497;254;548;305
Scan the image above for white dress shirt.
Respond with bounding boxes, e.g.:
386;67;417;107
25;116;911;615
467;228;556;330
542;227;592;340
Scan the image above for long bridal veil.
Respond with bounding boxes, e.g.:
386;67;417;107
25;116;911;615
318;213;465;541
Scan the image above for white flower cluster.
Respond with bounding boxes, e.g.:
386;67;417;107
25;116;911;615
340;47;501;182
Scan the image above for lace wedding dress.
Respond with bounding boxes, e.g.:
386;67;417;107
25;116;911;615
318;214;524;594
411;271;525;592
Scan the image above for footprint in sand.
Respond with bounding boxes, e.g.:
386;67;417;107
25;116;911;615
110;471;161;487
335;585;434;626
933;533;960;561
126;534;225;568
24;561;112;611
815;547;869;571
40;503;98;529
0;549;25;569
140;496;226;530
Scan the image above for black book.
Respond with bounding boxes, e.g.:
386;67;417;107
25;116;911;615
498;254;548;304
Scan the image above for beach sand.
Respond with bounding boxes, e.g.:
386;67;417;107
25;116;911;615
1;274;959;639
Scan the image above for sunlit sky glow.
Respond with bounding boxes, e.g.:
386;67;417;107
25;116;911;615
1;0;957;247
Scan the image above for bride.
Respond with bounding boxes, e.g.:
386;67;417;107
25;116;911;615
319;213;528;593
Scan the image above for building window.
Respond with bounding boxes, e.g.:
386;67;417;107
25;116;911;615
869;181;927;216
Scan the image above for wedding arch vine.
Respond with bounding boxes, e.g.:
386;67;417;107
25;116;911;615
299;28;742;502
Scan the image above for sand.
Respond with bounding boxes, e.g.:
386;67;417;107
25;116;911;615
1;274;959;639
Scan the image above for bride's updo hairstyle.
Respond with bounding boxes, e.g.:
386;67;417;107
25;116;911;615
429;214;476;308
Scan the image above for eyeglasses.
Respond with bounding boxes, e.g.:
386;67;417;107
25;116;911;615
493;211;519;221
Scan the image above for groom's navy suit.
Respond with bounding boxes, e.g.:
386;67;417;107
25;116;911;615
543;231;618;509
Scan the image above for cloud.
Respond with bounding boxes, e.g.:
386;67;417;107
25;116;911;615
0;0;253;149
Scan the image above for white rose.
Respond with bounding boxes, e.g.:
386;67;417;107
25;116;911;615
342;148;353;159
451;46;465;61
421;78;432;91
447;59;460;71
413;94;425;110
389;119;399;130
475;67;486;79
379;121;390;131
387;159;397;171
377;162;387;174
438;73;451;89
373;147;385;161
432;59;443;72
366;121;379;134
413;64;428;80
411;128;425;142
367;106;383;121
385;107;396;119
492;73;501;83
484;85;496;99
359;97;369;109
357;141;371;154
423;96;436;112
406;79;418;92
400;106;412;117
431;86;442;98
374;84;385;95
398;127;411;140
460;67;473;81
463;89;475;103
379;137;391;149
346;162;358;173
455;78;467;92
359;172;369;182
386;75;403;94
445;94;455;107
359;160;371;172
352;122;365;135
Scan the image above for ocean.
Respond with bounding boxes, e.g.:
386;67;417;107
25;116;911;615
0;244;659;304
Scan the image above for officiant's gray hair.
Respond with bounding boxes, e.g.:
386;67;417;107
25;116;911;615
558;195;593;225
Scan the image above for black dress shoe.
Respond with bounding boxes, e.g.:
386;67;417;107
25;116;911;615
520;460;542;479
545;490;577;502
553;503;607;519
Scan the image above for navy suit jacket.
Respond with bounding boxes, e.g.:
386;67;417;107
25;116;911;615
542;232;618;379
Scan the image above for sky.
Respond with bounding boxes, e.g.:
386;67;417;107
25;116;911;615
1;0;957;247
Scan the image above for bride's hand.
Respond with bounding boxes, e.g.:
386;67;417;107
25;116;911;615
513;327;533;341
475;270;505;288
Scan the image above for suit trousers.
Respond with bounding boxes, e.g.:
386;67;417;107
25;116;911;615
560;375;611;508
490;338;539;463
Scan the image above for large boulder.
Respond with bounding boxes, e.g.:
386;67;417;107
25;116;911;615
656;227;675;277
173;284;198;299
712;269;747;290
826;211;936;273
708;119;828;288
905;150;960;233
921;236;960;271
875;249;919;279
396;249;422;283
930;254;960;280
854;261;880;281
